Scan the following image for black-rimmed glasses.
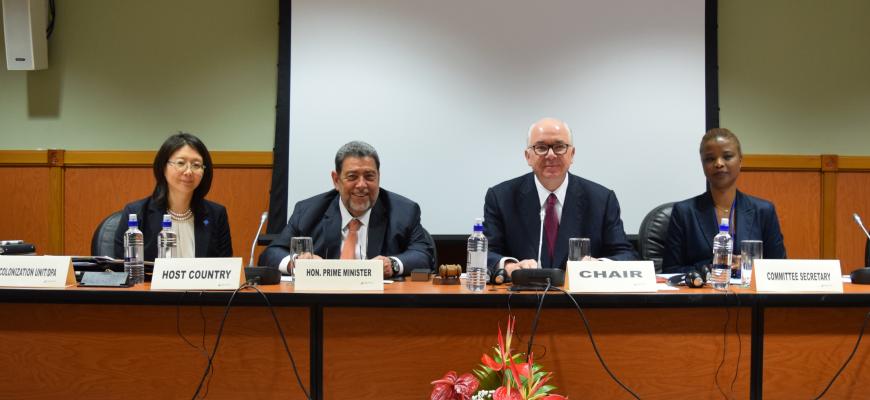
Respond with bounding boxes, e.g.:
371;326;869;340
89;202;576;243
528;143;572;156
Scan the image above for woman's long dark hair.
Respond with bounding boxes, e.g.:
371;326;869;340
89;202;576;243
151;132;214;213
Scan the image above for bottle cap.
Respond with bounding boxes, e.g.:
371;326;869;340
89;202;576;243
128;214;138;227
162;214;172;228
719;217;729;232
473;217;484;232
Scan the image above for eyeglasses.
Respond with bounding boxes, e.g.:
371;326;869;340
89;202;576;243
528;143;572;156
167;159;206;173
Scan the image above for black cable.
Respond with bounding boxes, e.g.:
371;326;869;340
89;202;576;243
713;288;731;400
189;284;312;400
729;289;743;398
553;287;641;399
176;291;213;399
812;310;870;400
525;279;550;358
247;285;312;400
46;0;56;38
191;285;247;400
176;291;204;351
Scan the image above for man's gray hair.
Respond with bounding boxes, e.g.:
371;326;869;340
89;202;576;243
334;141;380;173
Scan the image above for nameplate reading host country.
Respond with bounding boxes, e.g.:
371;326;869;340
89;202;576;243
294;259;383;292
753;259;842;293
0;256;75;288
151;258;243;290
566;260;657;293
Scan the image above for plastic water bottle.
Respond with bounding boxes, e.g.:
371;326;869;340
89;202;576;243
711;218;733;291
466;218;488;292
123;214;145;285
157;214;177;259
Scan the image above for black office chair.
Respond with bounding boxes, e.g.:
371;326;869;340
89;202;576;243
637;202;674;273
865;238;869;268
91;211;125;257
421;226;438;271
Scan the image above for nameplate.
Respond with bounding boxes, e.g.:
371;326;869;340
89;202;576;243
0;256;75;287
151;258;243;290
566;261;657;293
752;259;842;293
294;259;383;291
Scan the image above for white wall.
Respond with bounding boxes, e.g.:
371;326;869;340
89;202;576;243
289;0;707;234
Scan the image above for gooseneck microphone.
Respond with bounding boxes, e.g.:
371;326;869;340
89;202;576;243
248;212;268;268
244;211;282;285
849;213;870;285
537;208;545;268
853;213;870;241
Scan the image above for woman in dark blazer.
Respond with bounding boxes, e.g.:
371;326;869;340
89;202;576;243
113;132;232;261
662;128;786;274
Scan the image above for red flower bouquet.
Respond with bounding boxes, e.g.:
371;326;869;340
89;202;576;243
431;316;567;400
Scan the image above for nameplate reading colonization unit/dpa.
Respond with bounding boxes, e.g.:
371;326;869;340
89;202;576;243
752;259;842;293
0;256;75;288
566;260;657;293
151;258;243;290
294;259;383;291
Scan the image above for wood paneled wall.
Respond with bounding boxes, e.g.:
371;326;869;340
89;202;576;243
0;150;271;266
1;151;869;272
739;155;870;273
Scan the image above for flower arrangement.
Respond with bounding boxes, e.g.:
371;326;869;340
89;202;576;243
430;316;567;400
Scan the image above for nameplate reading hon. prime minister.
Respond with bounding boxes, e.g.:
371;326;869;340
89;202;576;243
0;256;75;288
753;259;843;293
151;258;243;290
294;259;383;291
567;261;657;293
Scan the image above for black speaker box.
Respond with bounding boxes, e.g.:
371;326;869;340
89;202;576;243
510;268;564;290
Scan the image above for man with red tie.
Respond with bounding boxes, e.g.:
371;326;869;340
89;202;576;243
483;118;637;279
259;141;435;278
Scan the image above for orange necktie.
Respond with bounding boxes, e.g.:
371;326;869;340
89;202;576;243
340;219;361;259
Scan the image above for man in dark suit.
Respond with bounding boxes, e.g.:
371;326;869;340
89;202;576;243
259;141;435;278
484;118;636;278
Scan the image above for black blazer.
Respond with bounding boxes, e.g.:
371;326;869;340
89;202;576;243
662;190;787;274
258;189;435;275
483;172;637;272
113;197;233;261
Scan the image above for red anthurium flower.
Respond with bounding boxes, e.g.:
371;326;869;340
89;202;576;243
493;386;523;400
430;370;479;400
481;353;503;371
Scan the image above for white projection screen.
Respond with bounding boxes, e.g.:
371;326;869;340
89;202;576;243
289;0;707;235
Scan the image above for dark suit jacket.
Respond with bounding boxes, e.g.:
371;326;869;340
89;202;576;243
483;173;637;272
662;190;787;274
113;197;233;261
259;189;435;275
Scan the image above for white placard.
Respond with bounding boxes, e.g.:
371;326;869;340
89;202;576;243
151;258;243;290
0;256;75;287
753;259;843;293
566;261;657;293
294;259;383;291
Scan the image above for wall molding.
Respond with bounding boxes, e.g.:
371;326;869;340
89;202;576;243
0;150;272;168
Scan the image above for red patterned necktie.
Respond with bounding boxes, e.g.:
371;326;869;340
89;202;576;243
544;193;559;261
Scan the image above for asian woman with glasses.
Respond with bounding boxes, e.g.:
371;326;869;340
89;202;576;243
113;132;232;260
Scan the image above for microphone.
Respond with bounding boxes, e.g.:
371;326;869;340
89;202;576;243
244;211;281;285
537;208;545;269
248;212;268;268
849;213;870;284
853;213;870;241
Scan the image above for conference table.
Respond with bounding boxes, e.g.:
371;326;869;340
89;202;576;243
1;280;870;399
